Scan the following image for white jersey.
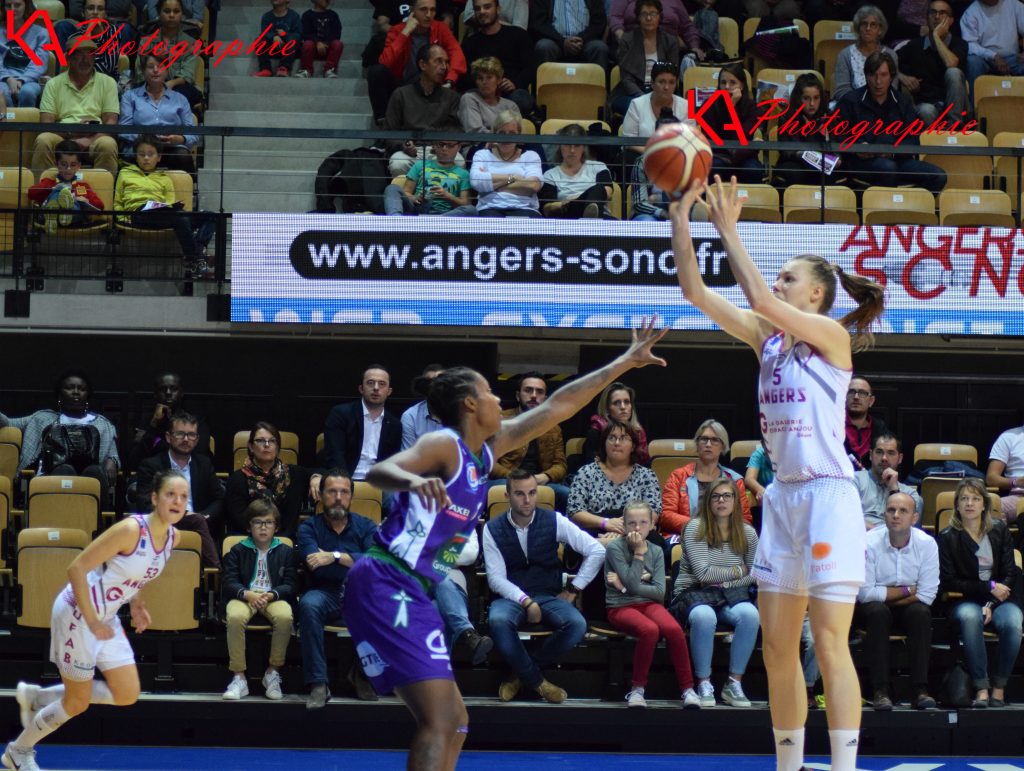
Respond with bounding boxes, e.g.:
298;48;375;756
60;514;175;623
757;332;854;483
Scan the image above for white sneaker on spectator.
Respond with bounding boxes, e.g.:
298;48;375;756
697;679;716;707
324;69;337;78
294;69;310;78
222;676;249;700
681;688;701;710
262;670;284;700
2;743;39;771
721;678;751;707
625;688;647;708
15;683;39;729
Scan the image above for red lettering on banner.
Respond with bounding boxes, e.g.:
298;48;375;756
687;90;749;146
902;252;950;300
961;228;1015;297
841;227;887;286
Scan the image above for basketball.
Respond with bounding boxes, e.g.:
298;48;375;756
642;122;713;195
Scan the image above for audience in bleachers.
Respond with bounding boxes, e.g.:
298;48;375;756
703;62;766;185
296;0;343;78
896;0;968;122
321;366;402;480
0;0;50;108
540;122;614;218
141;0;204;109
832;5;899;101
610;0;702;64
127;372;211;470
985;419;1024;523
55;0;135;85
144;0;204;34
462;0;528;31
621;61;686;155
383;134;475;215
254;0;301;77
743;439;773;505
844;376;889;470
70;0;132;25
399;363;445;450
770;73;830;187
120;54;199;174
938;478;1022;708
959;0;1024;93
629;152;674;220
460;0;535;116
28;141;105;234
854;433;924;530
469;111;544;216
609;0;680;118
583;382;650;465
458;57;523;135
529;0;611;70
221;499;296;701
670;476;759;708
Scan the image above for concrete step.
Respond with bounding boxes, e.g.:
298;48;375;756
215;21;373;38
209;92;369;113
201;167;324;193
209;56;363;78
210;74;367;95
203;109;370;129
202;189;317;212
201;136;364;158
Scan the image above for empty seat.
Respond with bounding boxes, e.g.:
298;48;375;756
862;186;937;225
736;183;781;222
137;529;203;631
536;63;606;121
648;438;698;457
913;442;978;467
920;131;991;191
27;475;101;536
938;189;1014;227
17;527;89;628
0;426;21;482
783;184;858;224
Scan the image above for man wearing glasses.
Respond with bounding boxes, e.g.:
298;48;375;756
134;411;224;568
896;0;969;122
843;376;889;469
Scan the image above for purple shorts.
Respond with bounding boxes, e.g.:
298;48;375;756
344;555;453;694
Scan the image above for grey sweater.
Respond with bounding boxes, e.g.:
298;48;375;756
605;535;666;608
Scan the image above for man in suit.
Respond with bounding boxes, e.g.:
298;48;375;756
135;411;225;568
322;365;402;480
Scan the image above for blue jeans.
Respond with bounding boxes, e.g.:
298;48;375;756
686;601;760;679
966;54;1024;102
434;577;473;649
298;586;344;686
951;600;1023;689
382;184;476;216
488;595;586;689
0;80;41;108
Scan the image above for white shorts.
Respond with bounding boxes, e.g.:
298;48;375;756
50;595;135;682
753;476;865;602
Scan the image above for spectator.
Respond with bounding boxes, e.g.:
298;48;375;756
143;0;203;33
704;62;765;185
897;0;969;122
745;0;801;22
856;491;939;711
400;363;445;450
540;123;613;219
770;73;831;188
568;420;662;542
367;0;466;122
529;0;610;70
490;372;570;513
960;0;1024;94
621;61;687;156
28;140;105;234
629;150;673;221
254;0;301;77
670;476;759;708
606;501;701;709
743;439;774;505
383;135;476;216
832;6;900;102
844;375;889;469
457;56;522;135
462;0;528;30
0;368;119;499
469;111;543;217
660;419;752;541
225;421;321;537
221;499;296;701
854;433;924;530
127;371;210;470
113;135;216;278
0;0;48;108
484;469;605;703
32;34;119;179
295;0;343;78
55;0;135;84
383;43;463;177
460;0;535;116
986;420;1024;523
938;477;1022;708
135;410;224;568
322;365;402;480
120;53;199;174
434;530;494;664
609;1;680;118
584;382;651;465
296;469;378;708
609;0;700;63
71;0;132;25
140;0;203;110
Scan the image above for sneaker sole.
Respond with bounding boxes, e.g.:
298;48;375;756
265;691;283;700
626;700;647;708
683;701;701;710
723;697;751;707
700;699;716;707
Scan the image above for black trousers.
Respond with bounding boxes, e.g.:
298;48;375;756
856;600;932;691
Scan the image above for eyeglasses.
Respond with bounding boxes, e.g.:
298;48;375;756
860;19;881;27
252;438;278;447
251;519;276;528
170;431;198;441
607;434;633;444
927;8;951;15
697;436;722;445
638;11;660;17
847;389;872;398
709;492;735;502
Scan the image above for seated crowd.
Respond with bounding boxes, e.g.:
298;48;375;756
2;365;1022;710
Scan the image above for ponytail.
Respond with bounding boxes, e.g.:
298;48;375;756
834;264;885;352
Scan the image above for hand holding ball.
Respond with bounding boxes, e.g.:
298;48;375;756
643;122;713;195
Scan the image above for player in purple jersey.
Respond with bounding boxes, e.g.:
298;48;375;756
346;320;667;771
4;470;187;771
669;177;885;771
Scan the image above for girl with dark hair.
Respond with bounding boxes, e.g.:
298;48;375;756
345;321;667;771
704;63;765;185
670;176;885;771
771;73;830;188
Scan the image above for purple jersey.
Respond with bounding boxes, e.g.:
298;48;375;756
374;428;493;584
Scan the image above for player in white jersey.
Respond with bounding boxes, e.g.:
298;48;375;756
3;470;187;771
670;177;885;771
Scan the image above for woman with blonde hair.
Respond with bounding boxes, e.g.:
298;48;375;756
938;477;1022;708
584;382;650;465
458;57;522;135
469;111;543;217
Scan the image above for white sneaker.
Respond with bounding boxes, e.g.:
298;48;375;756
2;743;40;771
262;670;283;700
697;679;716;707
324;69;337;78
15;683;39;729
222;676;249;700
681;688;701;710
625;688;647;708
721;678;751;707
294;69;310;78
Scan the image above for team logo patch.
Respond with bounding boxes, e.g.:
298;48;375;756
392;589;412;628
356;641;387;678
426;629;449;662
467;464;480;489
811;542;832;560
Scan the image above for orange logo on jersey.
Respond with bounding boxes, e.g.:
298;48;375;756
811;542;832;560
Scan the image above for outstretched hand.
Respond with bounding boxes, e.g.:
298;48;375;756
624;316;668;369
703;175;744;230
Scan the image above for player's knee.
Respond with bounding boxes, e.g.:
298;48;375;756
112;683;140;706
62;695;90;717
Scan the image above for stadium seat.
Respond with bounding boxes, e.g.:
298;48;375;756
0;110;40;168
315;432;324;457
0;167;33;251
486;484;555;519
919;476;962;532
26;475;102;536
919;130;990;191
540;118;612;136
816;38;850;93
783;184;858;224
736;183;781;222
861;186;937;226
610;66;620;92
232;430;299;470
913;442;978;467
138;529;203;631
719;17;740;58
729;440;760;467
519;119;537;135
0;475;10;572
992;132;1024;213
38;168;115;233
565;437;585;458
972;75;1024;110
220;535;294;629
535;63;606;121
652;456;692;487
349;497;383;524
938;189;1014;227
743;18;809;76
353;480;382;503
16;527;89;628
649;438;698;457
0;426;20;483
683;66;753;96
35;0;65;21
976;97;1024;151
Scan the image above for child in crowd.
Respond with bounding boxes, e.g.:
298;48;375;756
296;0;342;78
28;140;105;234
221;499;296;701
383;136;475;216
114;135;216;278
255;0;301;77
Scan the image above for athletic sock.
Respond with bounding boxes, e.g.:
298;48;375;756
828;729;860;771
773;728;805;771
35;684;64;708
91;681;115;705
14;699;71;749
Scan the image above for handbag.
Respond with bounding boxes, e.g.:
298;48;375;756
40;422;101;474
939;661;972;708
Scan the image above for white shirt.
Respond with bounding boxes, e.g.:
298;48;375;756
990;426;1024;479
469;148;543;213
622;93;689;140
168;451;194;512
251;547;272;592
858;525;939;606
961;0;1024;60
483;509;605;602
353;400;384;481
